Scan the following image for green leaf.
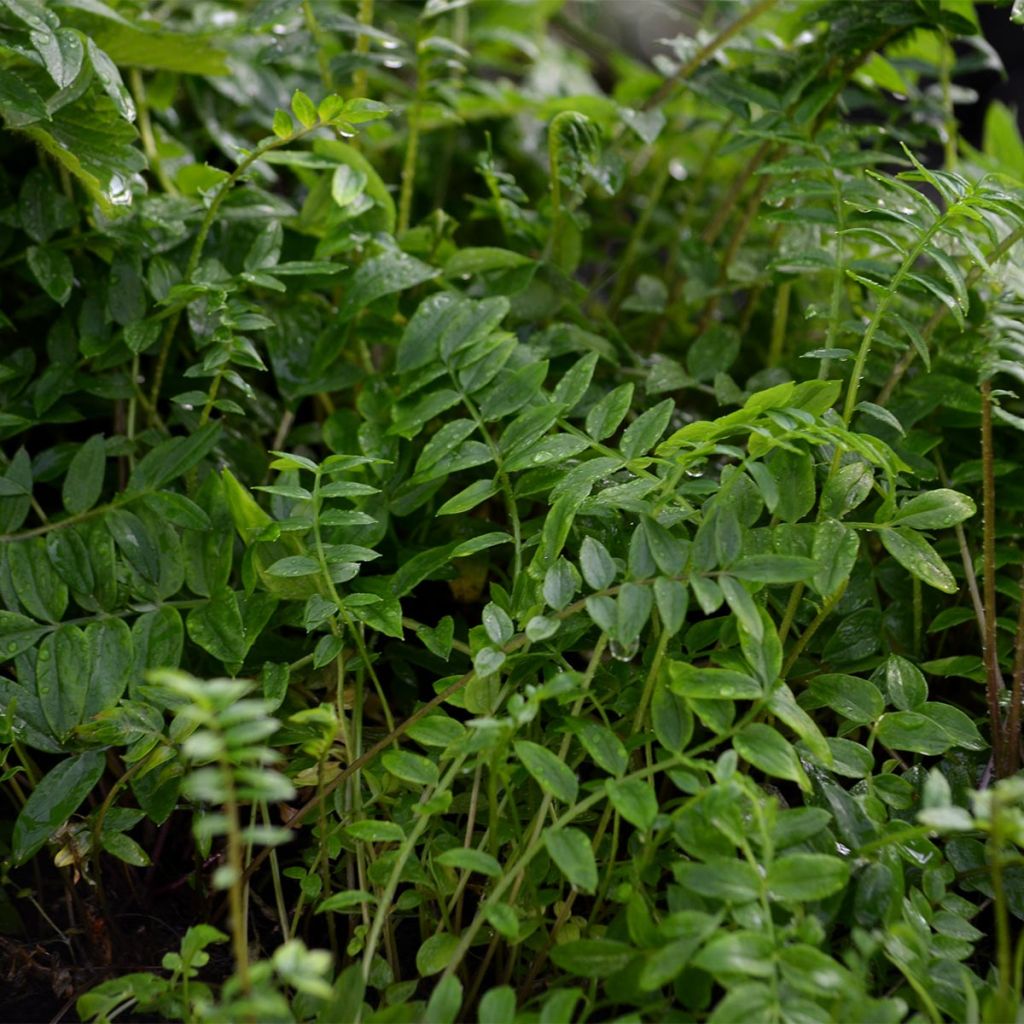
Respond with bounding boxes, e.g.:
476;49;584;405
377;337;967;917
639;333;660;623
13;751;105;864
62;434;106;514
0;68;49;127
27;246;73;304
653;577;688;636
0;610;48;664
801;674;884;724
651;681;693;753
478;987;516;1024
585;383;633;440
346;820;405;843
317;889;377;912
424;974;462;1024
266;556;321;578
890;488;976;530
734;724;809;792
482;603;513;645
769;449;815;523
91;23;228;74
36;624;90;738
766;854;850;902
879;527;957;593
638;912;718;990
691;931;775;978
553;352;599;413
84;618;133;718
416;933;461;977
642;517;686;576
338;250;439;322
9;537;68;623
291;89;318;127
331;164;367;207
543;558;578;611
811;520;858;597
450;532;510;560
435;848;502;877
677;858;761;903
444;247;532;277
605;777;658;830
881;654;928;711
720;577;762;642
616;581;652;646
99;830;151;867
621;399;673;459
186;589;247;667
854;401;905;436
272;108;292;138
128;426;221;492
106;508;161;583
381;749;439;787
437;478;500;516
543;828;597;892
876;711;954;755
567;719;627;776
729;557;815;581
515;740;578;804
580;535;616;590
550;939;635;978
668;662;761;700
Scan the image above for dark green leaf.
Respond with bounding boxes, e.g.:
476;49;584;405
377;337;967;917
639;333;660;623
13;751;105;864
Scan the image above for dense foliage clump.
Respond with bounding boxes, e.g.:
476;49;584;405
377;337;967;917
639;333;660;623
3;0;1024;1020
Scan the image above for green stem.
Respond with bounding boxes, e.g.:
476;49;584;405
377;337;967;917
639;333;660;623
982;379;1005;775
398;52;424;234
782;582;847;675
352;0;374;100
843;213;953;424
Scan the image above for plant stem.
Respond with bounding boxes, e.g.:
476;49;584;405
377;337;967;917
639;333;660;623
981;379;1006;775
398;49;424;234
842;213;949;424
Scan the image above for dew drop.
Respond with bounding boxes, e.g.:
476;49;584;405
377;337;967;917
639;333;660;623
609;638;639;662
7;642;17;653
106;173;133;207
383;57;404;69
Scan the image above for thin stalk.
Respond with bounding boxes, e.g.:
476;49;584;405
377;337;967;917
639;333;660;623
843;214;950;424
459;388;522;579
782;582;848;675
981;379;1005;775
398;50;424;234
359;755;468;988
221;753;250;994
352;0;374;100
631;629;670;735
768;280;792;367
1006;577;1024;777
130;69;177;196
991;789;1015;1022
608;158;670;315
302;0;333;91
438;754;688;991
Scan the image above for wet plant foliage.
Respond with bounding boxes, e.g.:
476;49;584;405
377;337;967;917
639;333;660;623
3;0;1024;1020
